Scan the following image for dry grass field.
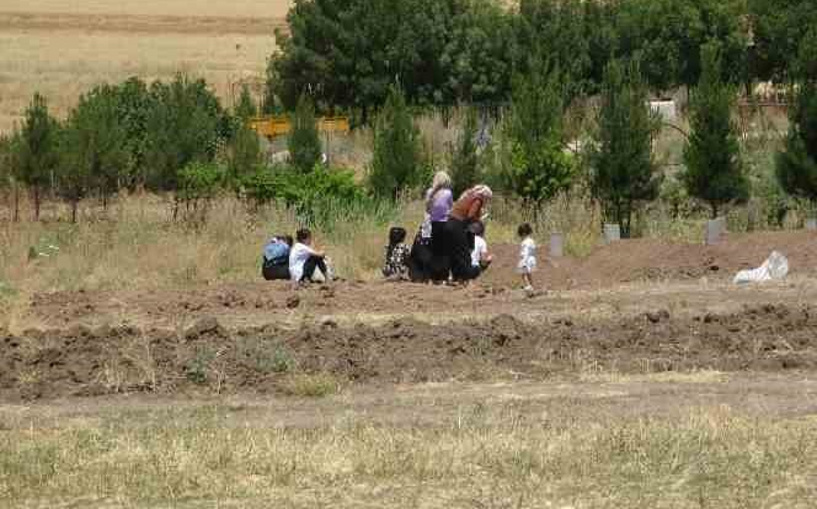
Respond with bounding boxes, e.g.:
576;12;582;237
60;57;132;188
0;0;290;132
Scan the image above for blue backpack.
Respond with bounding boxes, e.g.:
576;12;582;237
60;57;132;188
263;239;290;266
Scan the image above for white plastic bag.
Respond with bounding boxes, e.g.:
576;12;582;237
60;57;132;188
733;251;789;284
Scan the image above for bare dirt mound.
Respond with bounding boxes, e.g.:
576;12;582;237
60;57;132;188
482;230;817;289
3;304;817;401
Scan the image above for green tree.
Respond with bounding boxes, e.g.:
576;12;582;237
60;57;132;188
591;59;661;237
502;65;573;208
683;43;749;219
235;84;258;121
369;86;421;199
66;85;129;209
144;75;229;192
775;33;817;209
288;94;322;173
228;125;262;185
17;93;61;220
55;127;91;222
450;107;480;197
115;77;155;188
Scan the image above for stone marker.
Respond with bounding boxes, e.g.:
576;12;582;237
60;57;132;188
706;217;726;245
603;224;621;244
549;233;564;258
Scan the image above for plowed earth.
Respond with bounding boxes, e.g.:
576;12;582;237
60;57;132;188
5;231;817;401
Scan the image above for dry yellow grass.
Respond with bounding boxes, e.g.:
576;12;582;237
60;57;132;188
0;0;291;132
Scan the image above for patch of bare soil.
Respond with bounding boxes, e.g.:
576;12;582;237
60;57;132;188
3;303;817;401
482;230;817;289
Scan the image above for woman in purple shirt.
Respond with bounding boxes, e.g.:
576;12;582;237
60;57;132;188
426;171;453;282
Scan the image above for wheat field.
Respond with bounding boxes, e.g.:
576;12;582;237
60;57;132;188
0;0;291;132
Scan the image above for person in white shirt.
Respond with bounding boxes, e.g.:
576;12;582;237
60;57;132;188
516;223;537;291
289;228;332;284
469;220;492;274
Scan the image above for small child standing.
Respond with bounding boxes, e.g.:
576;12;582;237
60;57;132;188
382;227;410;280
517;223;537;291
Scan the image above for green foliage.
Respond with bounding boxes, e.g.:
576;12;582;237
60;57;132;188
750;0;817;83
683;43;749;219
63;85;129;209
234;84;258;121
591;59;661;237
369;87;422;199
502;66;573;207
227;125;262;185
776;79;817;206
144;75;229;192
178;161;226;205
288;94;322;173
450;108;480;197
17;93;61;220
242;164;369;227
115;77;154;187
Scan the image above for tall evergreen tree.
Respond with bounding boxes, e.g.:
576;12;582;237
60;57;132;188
591;59;661;237
66;85;129;209
450;107;480;197
502;63;573;208
369;86;421;200
235;84;258;121
18;93;60;220
288;94;322;173
775;31;817;209
683;42;749;219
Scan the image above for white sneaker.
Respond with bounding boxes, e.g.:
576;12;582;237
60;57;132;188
523;285;534;292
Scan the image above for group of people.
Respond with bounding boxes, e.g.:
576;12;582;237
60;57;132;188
382;172;539;291
260;171;539;291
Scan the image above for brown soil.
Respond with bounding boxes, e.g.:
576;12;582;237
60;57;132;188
3;303;817;401
482;230;817;289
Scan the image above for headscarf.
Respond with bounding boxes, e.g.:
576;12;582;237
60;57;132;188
460;184;493;201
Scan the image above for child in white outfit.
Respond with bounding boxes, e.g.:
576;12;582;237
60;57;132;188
517;223;537;291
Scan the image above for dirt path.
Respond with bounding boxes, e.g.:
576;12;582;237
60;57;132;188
4;372;817;430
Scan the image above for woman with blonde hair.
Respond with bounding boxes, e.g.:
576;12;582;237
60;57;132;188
409;171;453;282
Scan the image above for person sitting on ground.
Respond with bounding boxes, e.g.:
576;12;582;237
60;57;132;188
262;235;293;281
289;228;332;284
517;223;537;291
382;227;410;280
469;221;492;274
445;184;493;282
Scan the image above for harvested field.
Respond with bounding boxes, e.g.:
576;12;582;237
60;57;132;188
0;0;287;132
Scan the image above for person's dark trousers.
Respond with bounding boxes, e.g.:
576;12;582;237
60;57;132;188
301;255;328;282
430;221;451;282
262;262;290;281
409;236;433;282
447;219;480;282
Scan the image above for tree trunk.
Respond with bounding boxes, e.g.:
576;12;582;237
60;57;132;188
102;191;108;211
33;186;41;221
71;199;78;223
13;184;19;222
711;203;718;220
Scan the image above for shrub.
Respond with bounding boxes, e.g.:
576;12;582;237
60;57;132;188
178;161;226;211
288;94;322;173
369;87;422;200
234;84;258;121
591;59;661;237
683;42;749;219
